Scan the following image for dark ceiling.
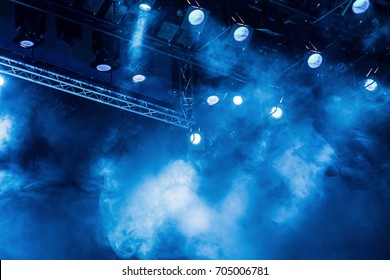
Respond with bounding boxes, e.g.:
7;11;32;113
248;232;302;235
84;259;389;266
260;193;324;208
0;0;389;114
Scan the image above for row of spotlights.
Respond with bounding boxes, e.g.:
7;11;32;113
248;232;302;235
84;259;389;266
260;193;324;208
207;95;243;106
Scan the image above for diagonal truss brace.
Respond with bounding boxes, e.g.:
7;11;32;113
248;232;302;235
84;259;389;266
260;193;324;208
0;55;195;129
179;63;195;123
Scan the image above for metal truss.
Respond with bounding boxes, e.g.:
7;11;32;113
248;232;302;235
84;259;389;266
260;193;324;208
179;63;195;124
0;55;196;129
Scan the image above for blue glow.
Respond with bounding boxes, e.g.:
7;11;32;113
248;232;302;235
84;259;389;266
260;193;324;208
189;133;202;145
0;76;4;87
132;14;147;48
270;106;283;119
129;13;148;62
234;26;250;42
364;78;378;92
233;96;243;105
352;0;370;14
207;95;219;106
307;53;323;68
1;18;390;261
188;9;205;26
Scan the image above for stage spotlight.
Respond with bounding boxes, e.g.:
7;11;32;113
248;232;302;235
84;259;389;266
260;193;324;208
207;95;220;106
182;6;209;33
234;26;250;42
132;74;146;83
189;132;202;145
188;9;205;25
187;130;205;151
269;106;283;119
352;0;370;14
364;78;378;92
13;5;46;49
226;24;253;48
139;0;156;12
0;76;5;87
307;53;323;69
90;31;121;72
268;103;287;125
233;96;243;106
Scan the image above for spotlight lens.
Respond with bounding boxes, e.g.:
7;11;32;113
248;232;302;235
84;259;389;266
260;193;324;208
307;53;323;69
139;3;152;11
234;26;250;42
20;40;35;48
189;133;202;145
352;0;370;14
0;76;4;87
96;64;112;72
207;95;219;106
132;74;146;83
270;106;283;119
364;78;378;92
188;9;205;26
233;96;243;105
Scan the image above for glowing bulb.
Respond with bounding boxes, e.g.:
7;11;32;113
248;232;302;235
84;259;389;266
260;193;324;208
0;76;4;87
233;26;250;42
20;40;35;48
364;78;378;92
96;64;112;72
188;9;205;26
132;74;146;83
207;95;219;106
139;3;152;11
352;0;370;14
270;106;283;119
307;53;323;68
233;96;243;105
189;133;202;145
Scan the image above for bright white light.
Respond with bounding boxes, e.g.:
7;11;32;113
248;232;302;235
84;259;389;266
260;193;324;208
96;64;112;72
352;0;370;14
132;74;146;83
20;40;34;48
233;96;243;105
270;106;283;119
307;53;323;68
189;133;202;145
364;78;378;92
0;76;4;87
207;95;219;106
188;9;205;26
233;26;250;42
139;3;152;11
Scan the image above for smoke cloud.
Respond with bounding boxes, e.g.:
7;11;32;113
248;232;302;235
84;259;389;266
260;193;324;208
0;12;389;260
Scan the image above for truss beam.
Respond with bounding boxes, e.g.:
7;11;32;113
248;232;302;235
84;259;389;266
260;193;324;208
0;55;195;129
